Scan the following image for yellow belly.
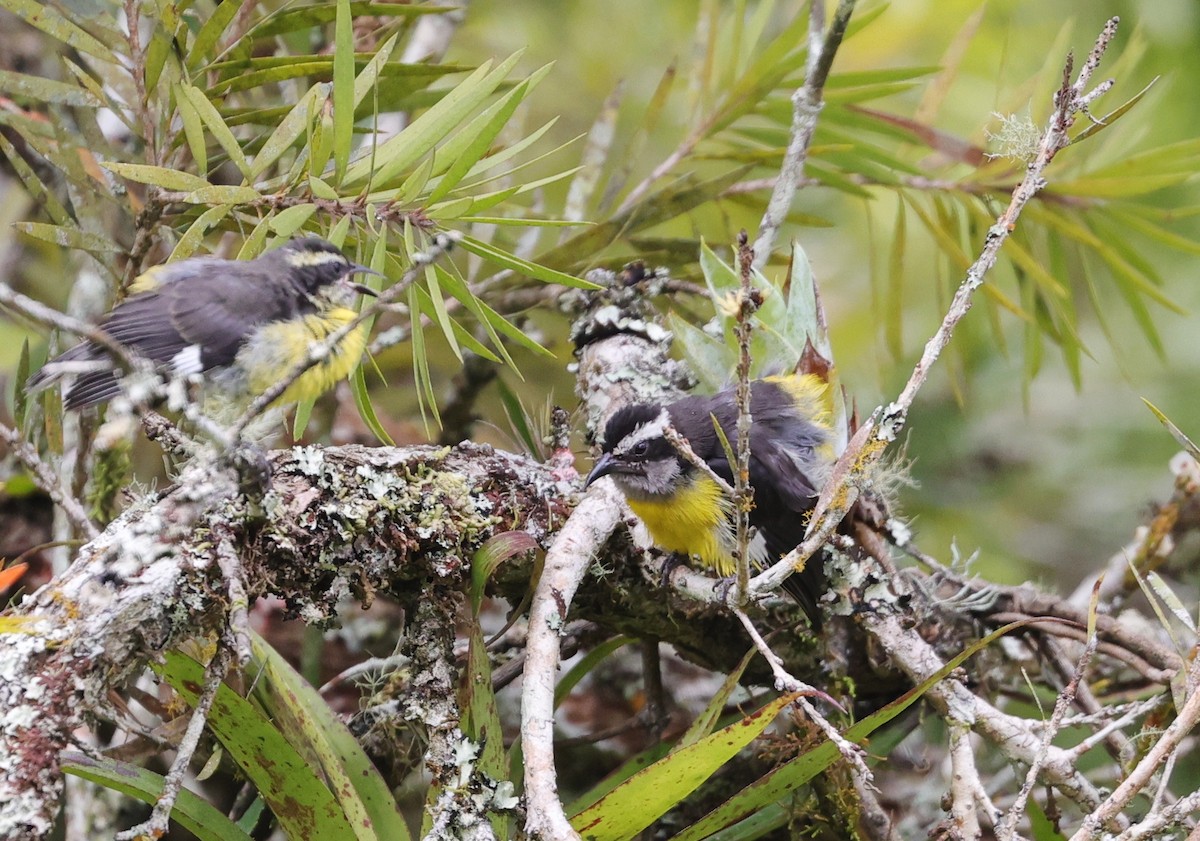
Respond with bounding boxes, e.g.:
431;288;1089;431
626;476;736;576
241;307;367;407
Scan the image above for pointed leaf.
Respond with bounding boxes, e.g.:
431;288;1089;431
571;693;798;839
331;0;355;183
63;753;253;841
156;653;358;841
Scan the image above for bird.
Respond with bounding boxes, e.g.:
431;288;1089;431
585;373;835;626
27;237;380;416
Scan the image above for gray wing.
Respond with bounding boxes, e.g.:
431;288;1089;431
166;267;306;369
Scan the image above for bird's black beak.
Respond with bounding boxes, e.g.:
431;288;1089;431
346;264;384;296
584;452;616;487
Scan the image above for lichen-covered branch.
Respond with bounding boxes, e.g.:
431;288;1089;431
0;442;571;840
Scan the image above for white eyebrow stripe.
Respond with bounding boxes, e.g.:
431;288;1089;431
614;409;671;455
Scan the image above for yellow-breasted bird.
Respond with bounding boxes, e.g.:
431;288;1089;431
585;373;834;626
27;237;379;413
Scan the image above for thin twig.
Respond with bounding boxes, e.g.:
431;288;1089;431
731;606;871;785
1070;677;1200;839
751;0;857;270
751;17;1122;599
123;0;157;165
996;584;1101;839
0;422;98;539
115;641;232;840
732;233;757;605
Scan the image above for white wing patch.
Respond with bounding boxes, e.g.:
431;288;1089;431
170;344;205;375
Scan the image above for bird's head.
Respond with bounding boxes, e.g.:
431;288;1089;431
585;403;688;500
281;237;382;304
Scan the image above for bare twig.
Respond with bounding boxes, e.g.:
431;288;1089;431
0;421;98;539
114;641;232;840
1070;677;1200;839
732;232;758;604
751;17;1123;600
996;584;1101;839
731;606;871;783
123;0;157;165
752;0;857;270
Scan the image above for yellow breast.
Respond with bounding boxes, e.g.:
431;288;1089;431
241;306;366;407
626;476;736;576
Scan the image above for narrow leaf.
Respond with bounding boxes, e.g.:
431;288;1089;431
63;753;253;841
331;0;355;183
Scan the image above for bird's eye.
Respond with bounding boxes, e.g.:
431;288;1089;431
631;441;649;457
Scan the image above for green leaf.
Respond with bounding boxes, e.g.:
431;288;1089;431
495;377;539;453
570;693;798;840
179;83;252;179
0;69;101;106
471;532;538;615
63;753;254;841
181;185;262;204
675;646;758;752
460;616;511;839
144;6;181;92
246;1;446;40
537;165;754;272
554;637;633;710
432;265;548;360
353;33;401;105
0;131;70;225
343;52;525;188
424;264;461;360
1143;398;1200;463
292;397;316;440
5;0;114;61
1071;76;1159;144
170;204;236;262
674;620;1059;840
456;235;596;289
188;0;247;70
176;83;209;175
14;223;122;254
269;203;319;237
13;338;31;430
101;162;212;192
408;282;440;428
157;652;359;841
250;84;326;181
247;633;412;841
427;64;553;203
351;361;395;445
331;0;355;183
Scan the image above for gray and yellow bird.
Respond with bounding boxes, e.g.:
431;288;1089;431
27;237;379;414
585;373;835;625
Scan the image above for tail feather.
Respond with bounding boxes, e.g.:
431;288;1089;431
62;371;122;409
780;558;826;630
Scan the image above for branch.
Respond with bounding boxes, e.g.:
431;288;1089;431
521;482;625;841
0;421;98;539
751;0;857;270
750;17;1123;601
0;443;572;839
